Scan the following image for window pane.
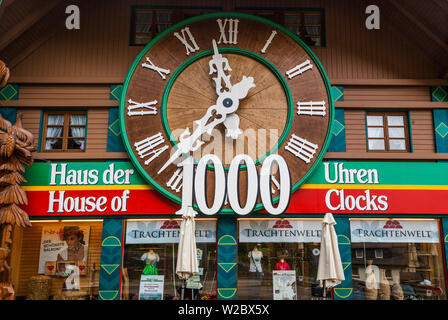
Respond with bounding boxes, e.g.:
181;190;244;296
389;139;406;150
136;24;152;33
122;220;217;300
70;115;86;126
351;219;446;301
304;13;321;24
136;12;152;23
68;139;85;150
368;127;384;138
156;12;171;23
367;116;383;126
47;115;64;126
387;116;404;126
284;14;301;24
369;139;385;150
45;139;62;150
388;127;405;138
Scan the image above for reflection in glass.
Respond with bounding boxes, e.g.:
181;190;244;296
238;242;321;300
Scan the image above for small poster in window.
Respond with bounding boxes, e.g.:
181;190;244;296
272;270;297;300
139;275;164;300
38;225;90;274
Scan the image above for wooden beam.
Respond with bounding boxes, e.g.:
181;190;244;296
325;152;448;160
389;0;448;55
7;76;126;84
8;77;448;86
335;101;448;109
0;0;62;52
0;99;118;107
33;152;129;161
331;78;448;86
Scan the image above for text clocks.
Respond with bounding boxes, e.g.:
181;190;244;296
120;13;334;215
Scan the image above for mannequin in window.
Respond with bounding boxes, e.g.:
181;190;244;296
364;260;379;300
248;246;263;274
275;250;291;271
248;245;263;299
141;249;159;275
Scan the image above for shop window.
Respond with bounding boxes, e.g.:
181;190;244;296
13;220;103;299
121;219;217;300
131;7;219;45
237;8;325;46
366;112;410;152
41;111;87;152
350;219;446;300
238;219;322;300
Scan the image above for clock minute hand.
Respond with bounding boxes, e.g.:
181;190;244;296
209;39;232;95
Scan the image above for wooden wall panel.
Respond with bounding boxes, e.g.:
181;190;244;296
344;109;367;153
344;86;431;102
19;108;41;148
409;109;436;152
14;221;103;299
6;0;442;82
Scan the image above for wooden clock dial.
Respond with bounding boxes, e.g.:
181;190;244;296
121;13;333;212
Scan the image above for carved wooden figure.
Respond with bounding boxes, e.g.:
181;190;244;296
0;60;9;89
0;112;36;300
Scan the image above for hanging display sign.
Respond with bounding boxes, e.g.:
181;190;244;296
138;275;164;300
125;220;216;244
21;161;448;216
239;220;322;243
272;270;297;300
350;219;439;243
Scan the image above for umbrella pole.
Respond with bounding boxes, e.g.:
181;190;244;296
181;280;185;300
323;280;326;300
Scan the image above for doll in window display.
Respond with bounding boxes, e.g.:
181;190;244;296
141;249;160;275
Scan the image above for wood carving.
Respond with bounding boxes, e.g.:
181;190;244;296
0;60;9;89
0;112;36;300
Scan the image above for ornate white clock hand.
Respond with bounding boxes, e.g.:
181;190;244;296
209;39;232;95
208;39;255;140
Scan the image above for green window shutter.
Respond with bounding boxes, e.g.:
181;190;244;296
107;108;126;152
433;109;448;153
328;108;346;152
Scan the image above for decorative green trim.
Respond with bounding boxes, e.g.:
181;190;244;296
431;86;448;102
120;12;334;213
102;236;121;246
160;47;294;171
0;84;19;101
110;85;123;101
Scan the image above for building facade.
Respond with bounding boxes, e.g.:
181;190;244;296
0;0;447;300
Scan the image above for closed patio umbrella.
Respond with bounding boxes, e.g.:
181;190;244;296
317;212;345;299
176;206;199;299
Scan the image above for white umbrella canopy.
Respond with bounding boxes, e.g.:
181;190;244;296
176;206;199;280
317;212;345;292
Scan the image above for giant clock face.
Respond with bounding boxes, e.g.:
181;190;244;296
120;13;334;213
